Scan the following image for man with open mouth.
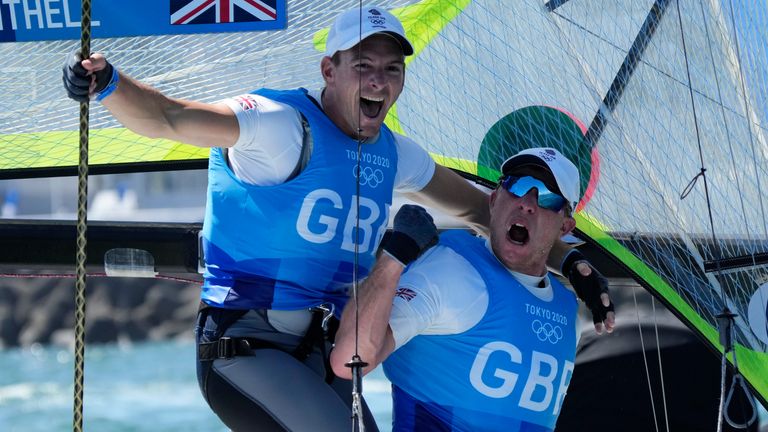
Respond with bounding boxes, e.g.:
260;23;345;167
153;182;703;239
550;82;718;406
332;147;584;431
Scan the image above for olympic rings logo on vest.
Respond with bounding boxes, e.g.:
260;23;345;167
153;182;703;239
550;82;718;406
531;319;563;344
353;165;385;188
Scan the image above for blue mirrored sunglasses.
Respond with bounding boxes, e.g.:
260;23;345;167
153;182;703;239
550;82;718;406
500;175;568;212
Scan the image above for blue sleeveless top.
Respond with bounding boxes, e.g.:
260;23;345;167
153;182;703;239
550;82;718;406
201;88;397;313
383;230;578;431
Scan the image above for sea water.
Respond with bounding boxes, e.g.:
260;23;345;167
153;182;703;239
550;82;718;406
0;340;393;431
3;341;767;431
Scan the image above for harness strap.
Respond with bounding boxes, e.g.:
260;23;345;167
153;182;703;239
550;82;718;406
292;308;326;360
199;336;282;360
294;308;336;384
198;304;338;384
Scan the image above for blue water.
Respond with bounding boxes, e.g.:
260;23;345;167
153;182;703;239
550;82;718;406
0;341;393;431
4;341;767;431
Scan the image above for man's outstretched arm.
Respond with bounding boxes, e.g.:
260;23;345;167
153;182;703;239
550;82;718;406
63;51;238;148
331;253;402;379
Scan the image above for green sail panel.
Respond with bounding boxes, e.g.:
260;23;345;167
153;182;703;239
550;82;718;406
0;129;208;171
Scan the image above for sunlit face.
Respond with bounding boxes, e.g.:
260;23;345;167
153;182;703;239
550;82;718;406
488;178;576;276
320;34;406;139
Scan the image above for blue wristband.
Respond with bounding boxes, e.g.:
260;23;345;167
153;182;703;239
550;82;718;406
95;68;119;101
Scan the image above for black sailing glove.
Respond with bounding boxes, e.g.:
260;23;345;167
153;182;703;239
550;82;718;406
382;205;438;266
563;249;614;324
62;50;114;102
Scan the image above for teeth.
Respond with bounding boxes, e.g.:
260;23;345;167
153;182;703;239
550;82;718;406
362;96;383;102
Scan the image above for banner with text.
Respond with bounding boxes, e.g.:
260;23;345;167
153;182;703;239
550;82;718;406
0;0;286;43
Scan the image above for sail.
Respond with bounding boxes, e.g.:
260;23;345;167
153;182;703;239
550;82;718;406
1;0;767;410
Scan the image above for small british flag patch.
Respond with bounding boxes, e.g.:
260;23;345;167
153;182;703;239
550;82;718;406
395;288;417;302
233;94;259;111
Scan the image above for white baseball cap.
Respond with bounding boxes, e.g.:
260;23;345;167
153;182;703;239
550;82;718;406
325;6;414;57
500;147;581;211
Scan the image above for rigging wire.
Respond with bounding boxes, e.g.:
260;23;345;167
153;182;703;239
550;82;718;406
344;3;369;432
674;0;757;429
73;0;92;431
633;286;662;432
701;1;761;425
650;295;671;432
695;0;751;238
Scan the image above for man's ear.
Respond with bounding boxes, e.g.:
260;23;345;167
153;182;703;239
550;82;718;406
561;217;577;236
489;189;498;208
320;56;334;83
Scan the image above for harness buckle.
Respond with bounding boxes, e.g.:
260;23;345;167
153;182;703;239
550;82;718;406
217;336;234;359
315;303;335;332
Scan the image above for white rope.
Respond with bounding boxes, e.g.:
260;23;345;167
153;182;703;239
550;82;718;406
633;285;662;432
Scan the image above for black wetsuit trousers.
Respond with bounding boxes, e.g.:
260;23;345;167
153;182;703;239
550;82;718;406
195;307;379;432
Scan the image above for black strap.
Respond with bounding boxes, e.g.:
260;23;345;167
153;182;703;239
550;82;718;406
291;309;325;361
198;306;338;384
197;301;249;338
198;336;281;361
293;309;336;384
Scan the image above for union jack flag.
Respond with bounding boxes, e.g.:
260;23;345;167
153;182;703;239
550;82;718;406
233;94;259;111
395;288;417;302
171;0;278;25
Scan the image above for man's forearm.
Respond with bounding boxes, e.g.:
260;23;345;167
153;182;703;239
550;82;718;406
101;72;179;139
101;72;238;147
331;254;402;379
406;164;490;237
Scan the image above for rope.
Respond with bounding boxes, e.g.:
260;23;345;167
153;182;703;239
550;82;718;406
649;296;670;432
716;309;758;430
722;372;758;428
632;286;661;432
73;1;92;431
